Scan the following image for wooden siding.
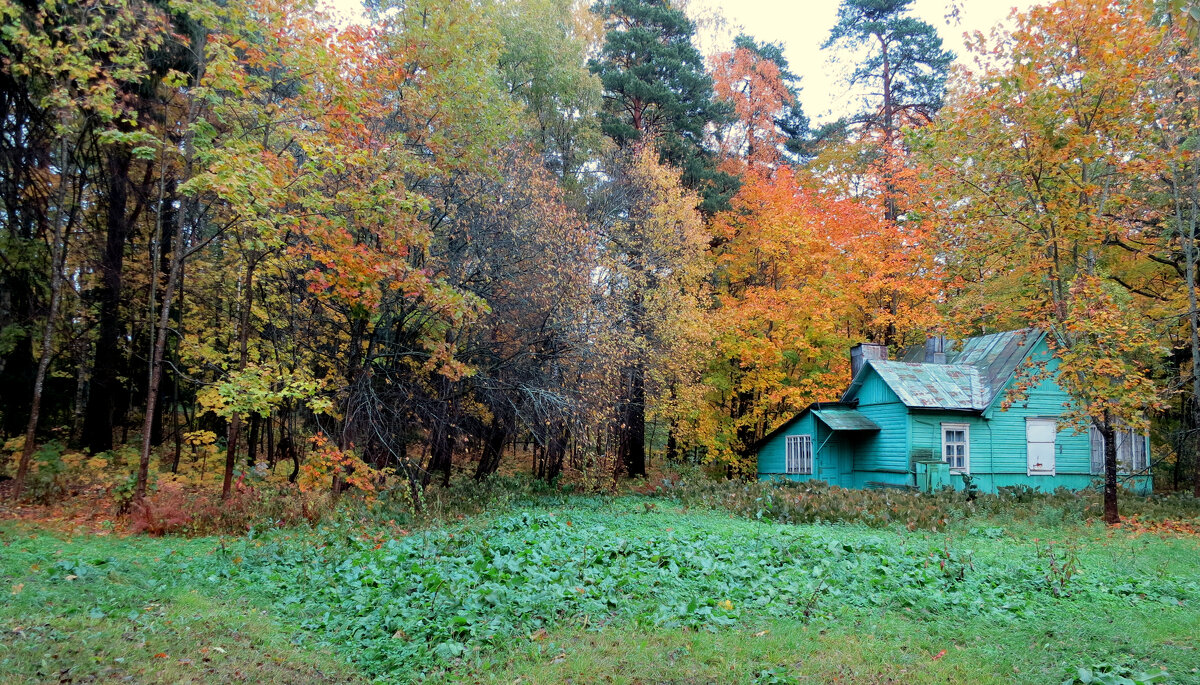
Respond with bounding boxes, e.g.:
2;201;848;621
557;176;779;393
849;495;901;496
757;412;816;479
910;412;988;471
981;338;1093;477
757;412;855;487
850;368;910;474
757;336;1154;494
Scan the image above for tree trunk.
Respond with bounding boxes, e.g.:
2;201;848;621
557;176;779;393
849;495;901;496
623;362;646;478
475;413;508;479
223;257;256;498
877;33;899;224
12;210;68;501
1186;175;1200;498
544;423;569;482
266;411;276;469
136;116;198;502
428;416;454;488
247;412;261;468
1100;414;1119;525
81;150;133;455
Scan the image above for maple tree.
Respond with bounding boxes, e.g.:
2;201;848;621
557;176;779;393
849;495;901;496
918;0;1171;522
710;39;801;172
704;160;939;472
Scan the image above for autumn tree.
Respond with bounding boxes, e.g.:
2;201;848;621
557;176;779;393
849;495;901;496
919;0;1170;522
592;148;710;477
710;35;811;172
1144;2;1200;495
0;0;170;499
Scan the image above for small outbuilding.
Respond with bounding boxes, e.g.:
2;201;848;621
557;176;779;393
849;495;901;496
755;329;1151;494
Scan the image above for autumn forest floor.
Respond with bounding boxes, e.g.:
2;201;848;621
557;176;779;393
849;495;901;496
1;490;1199;684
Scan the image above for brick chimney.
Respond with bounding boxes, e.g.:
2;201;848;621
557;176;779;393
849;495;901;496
850;342;887;379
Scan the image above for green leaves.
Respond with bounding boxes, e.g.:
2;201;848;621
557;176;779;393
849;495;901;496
1064;663;1171;685
203;503;1198;680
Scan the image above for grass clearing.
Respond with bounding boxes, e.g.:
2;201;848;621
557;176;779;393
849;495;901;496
0;529;363;684
2;496;1199;683
465;605;1198;684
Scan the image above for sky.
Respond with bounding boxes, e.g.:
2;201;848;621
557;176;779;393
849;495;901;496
685;0;1042;123
326;0;1044;123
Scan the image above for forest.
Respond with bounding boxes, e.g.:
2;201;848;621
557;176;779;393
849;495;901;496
0;0;1199;514
4;0;1200;682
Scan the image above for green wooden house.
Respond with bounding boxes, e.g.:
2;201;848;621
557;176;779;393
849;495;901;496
755;329;1152;494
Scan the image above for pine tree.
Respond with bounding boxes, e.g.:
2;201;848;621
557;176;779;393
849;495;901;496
589;0;736;213
824;0;953;140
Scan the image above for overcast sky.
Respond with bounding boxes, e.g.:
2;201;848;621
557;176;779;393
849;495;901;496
326;0;1044;123
686;0;1042;123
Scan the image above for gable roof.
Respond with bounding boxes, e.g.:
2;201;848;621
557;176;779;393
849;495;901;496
860;361;987;410
845;328;1043;412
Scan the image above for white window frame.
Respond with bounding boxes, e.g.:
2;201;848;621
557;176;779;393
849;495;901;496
1089;425;1105;476
941;423;970;473
1091;426;1149;474
785;434;813;475
1026;417;1057;476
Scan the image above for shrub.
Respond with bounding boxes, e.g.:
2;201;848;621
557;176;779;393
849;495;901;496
1;439;104;504
656;473;1200;531
130;481;334;536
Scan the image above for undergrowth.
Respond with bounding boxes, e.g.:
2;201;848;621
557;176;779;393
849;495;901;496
654;474;1200;531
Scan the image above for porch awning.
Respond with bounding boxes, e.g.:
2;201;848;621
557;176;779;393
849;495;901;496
812;408;880;431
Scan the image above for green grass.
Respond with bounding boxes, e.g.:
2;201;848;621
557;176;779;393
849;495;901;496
3;496;1199;683
0;531;363;684
463;607;1197;684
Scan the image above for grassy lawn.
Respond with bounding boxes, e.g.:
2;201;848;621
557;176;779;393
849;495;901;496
0;531;363;684
2;497;1198;683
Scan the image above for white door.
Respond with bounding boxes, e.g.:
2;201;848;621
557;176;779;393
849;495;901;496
1026;418;1057;475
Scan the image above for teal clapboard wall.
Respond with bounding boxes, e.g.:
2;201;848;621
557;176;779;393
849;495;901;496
757;413;858;488
757;334;1152;494
847;368;909;475
757;412;818;482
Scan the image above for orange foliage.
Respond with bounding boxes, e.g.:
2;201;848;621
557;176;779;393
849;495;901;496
1116;515;1200;538
702;164;940;467
298;434;390;497
710;46;794;173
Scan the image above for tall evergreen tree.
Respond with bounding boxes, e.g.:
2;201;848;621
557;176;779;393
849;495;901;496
823;0;953;141
589;0;736;214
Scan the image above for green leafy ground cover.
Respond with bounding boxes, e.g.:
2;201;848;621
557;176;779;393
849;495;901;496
2;497;1199;683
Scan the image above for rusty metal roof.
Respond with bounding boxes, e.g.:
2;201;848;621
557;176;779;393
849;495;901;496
812;407;881;431
874;328;1044;411
866;361;987;410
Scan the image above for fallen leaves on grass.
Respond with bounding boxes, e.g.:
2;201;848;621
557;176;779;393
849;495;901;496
1118;515;1200;538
